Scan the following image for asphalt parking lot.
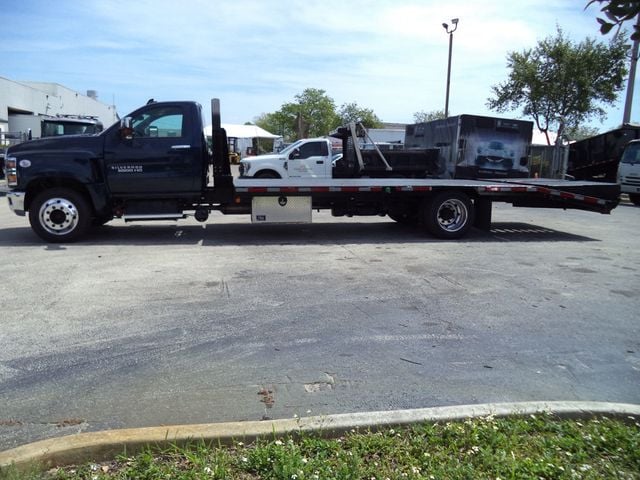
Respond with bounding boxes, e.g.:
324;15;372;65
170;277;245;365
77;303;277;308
0;188;639;451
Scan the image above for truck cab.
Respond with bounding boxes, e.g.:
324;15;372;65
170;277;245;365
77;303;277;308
239;138;333;178
617;139;640;205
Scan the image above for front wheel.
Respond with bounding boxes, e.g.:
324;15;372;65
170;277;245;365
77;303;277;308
255;171;280;179
422;191;475;239
28;188;92;242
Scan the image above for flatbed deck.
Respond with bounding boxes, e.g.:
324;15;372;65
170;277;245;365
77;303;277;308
232;176;619;214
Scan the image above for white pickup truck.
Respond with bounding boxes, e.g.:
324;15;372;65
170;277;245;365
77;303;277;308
238;131;442;180
618;139;640;205
239;138;335;179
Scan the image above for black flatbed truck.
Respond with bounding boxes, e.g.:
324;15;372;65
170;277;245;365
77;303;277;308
3;99;619;243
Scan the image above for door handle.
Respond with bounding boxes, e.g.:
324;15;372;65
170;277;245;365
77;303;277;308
170;145;191;151
316;160;324;164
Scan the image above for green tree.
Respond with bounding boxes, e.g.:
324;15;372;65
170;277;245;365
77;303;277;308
564;125;601;141
412;110;446;123
338;102;382;128
255;89;384;141
587;0;640;40
280;88;340;140
253;111;294;138
487;28;629;145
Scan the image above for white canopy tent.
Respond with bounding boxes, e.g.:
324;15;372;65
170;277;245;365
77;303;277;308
204;123;281;158
203;123;281;139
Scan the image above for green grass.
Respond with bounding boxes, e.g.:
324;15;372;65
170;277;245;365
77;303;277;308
2;414;639;479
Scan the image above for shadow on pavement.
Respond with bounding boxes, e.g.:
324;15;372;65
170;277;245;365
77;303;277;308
0;220;598;247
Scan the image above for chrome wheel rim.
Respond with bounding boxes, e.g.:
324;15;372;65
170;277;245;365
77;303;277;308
436;199;468;232
38;197;80;236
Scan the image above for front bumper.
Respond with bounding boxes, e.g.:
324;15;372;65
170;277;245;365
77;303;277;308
6;191;26;216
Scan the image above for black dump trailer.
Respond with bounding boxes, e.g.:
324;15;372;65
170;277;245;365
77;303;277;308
404;115;534;180
567;124;640;182
330;124;441;178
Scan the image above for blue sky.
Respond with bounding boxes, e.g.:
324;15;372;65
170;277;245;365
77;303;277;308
2;0;638;131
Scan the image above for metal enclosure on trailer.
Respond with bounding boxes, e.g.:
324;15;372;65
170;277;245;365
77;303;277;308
404;115;534;180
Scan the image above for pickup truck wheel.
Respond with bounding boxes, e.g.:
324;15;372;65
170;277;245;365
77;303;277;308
29;188;91;243
423;191;475;239
255;171;280;179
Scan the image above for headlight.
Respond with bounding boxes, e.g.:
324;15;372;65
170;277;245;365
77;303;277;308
5;156;17;186
240;163;249;176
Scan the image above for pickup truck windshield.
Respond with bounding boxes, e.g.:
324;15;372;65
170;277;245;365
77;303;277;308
620;143;640;164
279;140;305;156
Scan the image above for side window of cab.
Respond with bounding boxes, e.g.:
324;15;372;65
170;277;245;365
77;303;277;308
131;106;184;138
297;141;328;159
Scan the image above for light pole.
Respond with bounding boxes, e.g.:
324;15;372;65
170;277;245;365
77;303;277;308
442;18;459;118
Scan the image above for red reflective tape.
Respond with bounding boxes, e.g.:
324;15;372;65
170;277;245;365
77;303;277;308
582;196;606;205
311;187;331;193
560;192;575;199
248;187;269;193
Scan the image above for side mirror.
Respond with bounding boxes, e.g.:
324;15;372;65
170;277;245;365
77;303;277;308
120;117;134;140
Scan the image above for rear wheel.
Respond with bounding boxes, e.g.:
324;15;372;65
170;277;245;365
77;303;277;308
422;191;474;239
28;188;91;242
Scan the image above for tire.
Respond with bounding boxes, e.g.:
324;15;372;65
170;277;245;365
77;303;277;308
28;188;92;242
422;191;475;239
629;194;640;206
255;171;280;179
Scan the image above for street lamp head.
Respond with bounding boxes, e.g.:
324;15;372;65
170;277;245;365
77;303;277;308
442;18;459;34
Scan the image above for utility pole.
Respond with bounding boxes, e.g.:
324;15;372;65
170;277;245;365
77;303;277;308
623;14;640;124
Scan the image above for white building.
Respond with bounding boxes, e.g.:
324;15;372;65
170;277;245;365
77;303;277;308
0;77;119;135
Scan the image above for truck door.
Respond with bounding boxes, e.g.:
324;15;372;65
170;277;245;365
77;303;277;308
104;104;200;194
288;140;330;178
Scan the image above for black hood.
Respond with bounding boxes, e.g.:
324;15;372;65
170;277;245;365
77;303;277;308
7;134;103;155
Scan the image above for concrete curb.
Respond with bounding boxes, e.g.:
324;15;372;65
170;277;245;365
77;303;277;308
1;401;639;472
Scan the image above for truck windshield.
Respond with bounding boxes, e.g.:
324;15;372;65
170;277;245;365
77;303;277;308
42;121;102;136
279;140;305;156
620;143;640;164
